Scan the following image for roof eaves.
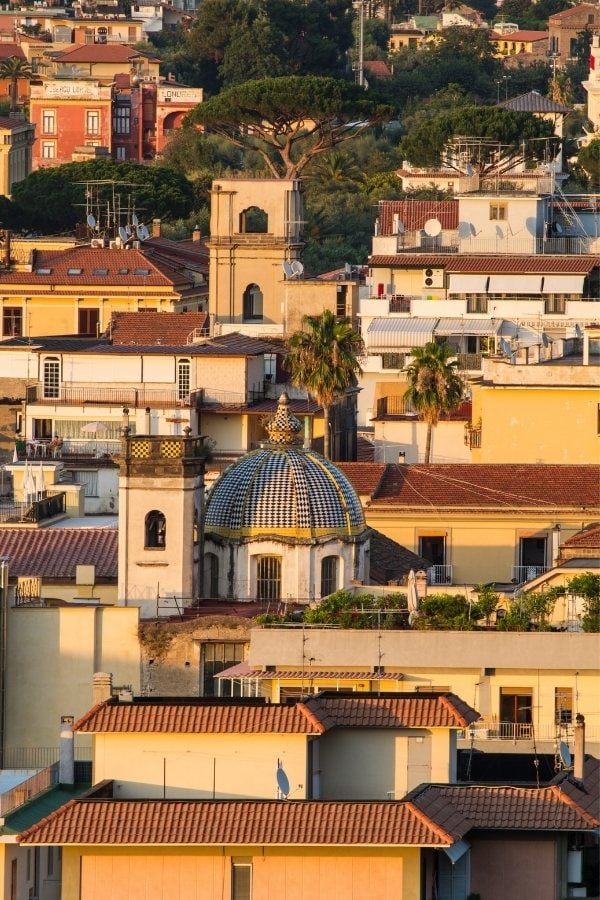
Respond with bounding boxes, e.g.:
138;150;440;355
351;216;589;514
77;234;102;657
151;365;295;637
404;800;460;844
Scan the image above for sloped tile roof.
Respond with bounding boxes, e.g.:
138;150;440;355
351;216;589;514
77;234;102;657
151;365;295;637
342;464;600;509
410;783;599;833
216;664;406;682
368;254;598;274
73;701;322;734
0;43;26;60
336;462;386;496
551;757;600;819
500;91;570;114
562;526;600;549
0;528;117;579
18;798;450;846
368;528;431;584
304;694;480;730
109;312;208;345
55;44;158;63
491;30;548;43
1;248;192;288
549;3;598;22
377;201;458;235
363;60;392;80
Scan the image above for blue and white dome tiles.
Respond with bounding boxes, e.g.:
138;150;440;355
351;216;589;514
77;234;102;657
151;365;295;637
204;393;365;541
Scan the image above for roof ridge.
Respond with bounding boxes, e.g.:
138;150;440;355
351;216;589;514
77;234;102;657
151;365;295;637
404;799;457;844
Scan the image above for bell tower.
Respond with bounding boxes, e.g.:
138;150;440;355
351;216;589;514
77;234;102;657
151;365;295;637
208;178;304;329
118;430;207;617
583;33;600;139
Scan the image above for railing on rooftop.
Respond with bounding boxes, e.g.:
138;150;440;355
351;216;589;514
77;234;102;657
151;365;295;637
26;384;192;408
512;565;550;585
3;747;91;770
195;388;266;409
463;720;600;743
389;236;595;255
427;565;453;586
0;491;66;524
375;396;415;418
0;764;58;818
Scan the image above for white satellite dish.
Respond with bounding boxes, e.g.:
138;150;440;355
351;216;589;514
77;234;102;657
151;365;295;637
559;741;572;769
344;262;352;276
132;213;139;227
423;218;442;237
125;225;132;236
465;163;474;177
138;224;149;240
118;226;128;243
87;213;96;228
469;223;477;237
542;333;549;347
276;764;290;798
397;219;405;234
283;260;294;278
291;260;304;277
555;222;563;234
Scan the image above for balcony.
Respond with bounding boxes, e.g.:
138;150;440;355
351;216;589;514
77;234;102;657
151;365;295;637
195;388;266;410
456;353;482;371
0;491;66;524
427;565;453;586
26;384;193;409
0;764;58;818
375;396;414;418
512;565;549;584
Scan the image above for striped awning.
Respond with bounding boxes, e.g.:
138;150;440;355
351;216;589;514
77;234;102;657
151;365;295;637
488;275;542;294
434;318;501;337
366;317;437;349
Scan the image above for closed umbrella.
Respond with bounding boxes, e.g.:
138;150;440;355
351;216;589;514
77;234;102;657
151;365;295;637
36;460;47;499
407;569;419;625
23;459;36;503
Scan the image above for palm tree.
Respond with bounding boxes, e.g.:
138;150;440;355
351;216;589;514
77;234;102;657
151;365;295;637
0;56;33;113
285;309;364;459
404;341;463;464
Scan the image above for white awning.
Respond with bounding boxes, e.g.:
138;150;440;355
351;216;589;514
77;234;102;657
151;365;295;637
366;317;437;349
541;275;585;294
448;274;489;293
488;275;542;294
434;318;501;336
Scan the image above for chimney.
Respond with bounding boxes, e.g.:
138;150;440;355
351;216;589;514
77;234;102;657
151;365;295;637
192;226;201;243
93;671;113;706
574;713;585;781
152;218;161;238
59;715;75;785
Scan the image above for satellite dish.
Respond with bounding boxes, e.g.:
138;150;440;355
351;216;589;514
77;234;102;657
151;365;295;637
132;213;139;227
138;225;149;241
397;220;405;234
465;163;474;177
469;223;477;237
423;218;442;237
87;213;96;228
125;225;132;236
283;260;294;278
500;338;512;356
559;741;572;769
575;324;583;339
542;333;549;347
495;225;504;239
291;260;304;277
555;222;563;234
276;764;290;798
118;226;128;243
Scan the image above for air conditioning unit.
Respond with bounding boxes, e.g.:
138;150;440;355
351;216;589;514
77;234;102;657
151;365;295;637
91;238;105;248
109;239;120;249
423;267;444;288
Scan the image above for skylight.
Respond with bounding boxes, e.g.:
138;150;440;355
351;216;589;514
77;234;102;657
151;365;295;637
67;268;83;275
36;268;52;275
134;268;151;276
93;268;108;276
118;268;129;275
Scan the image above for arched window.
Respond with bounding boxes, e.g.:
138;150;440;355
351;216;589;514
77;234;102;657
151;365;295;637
145;510;166;549
43;357;60;399
204;552;219;599
256;556;281;601
321;556;338;597
239;206;268;234
243;283;263;321
177;358;191;401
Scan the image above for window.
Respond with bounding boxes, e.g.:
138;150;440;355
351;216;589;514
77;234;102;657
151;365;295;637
177;358;191;401
415;685;451;693
78;308;99;336
204;552;219;599
202;641;244;696
243;283;263;320
239;206;267;233
555;687;573;724
256;556;281;601
134;268;150;276
500;687;532;727
520;536;547;568
3;306;22;337
68;268;83;276
72;470;99;497
115;145;126;160
41;141;56;159
321;556;338;597
232;860;252;900
85;110;100;135
113;103;131;135
43;357;60;399
42;110;55;134
264;353;276;383
10;859;16;900
419;535;445;566
92;268;108;276
489;203;507;221
381;352;405;370
145;510;166;549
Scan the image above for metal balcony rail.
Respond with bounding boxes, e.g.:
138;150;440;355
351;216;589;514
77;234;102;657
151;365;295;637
512;565;550;584
375;396;416;418
195;388;265;409
26;384;192;408
0;491;66;524
3;747;90;769
427;565;453;586
456;353;482;371
0;764;58;817
463;721;599;742
388;295;411;313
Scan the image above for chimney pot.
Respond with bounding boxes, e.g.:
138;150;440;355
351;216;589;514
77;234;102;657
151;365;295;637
192;226;201;242
93;671;113;705
574;713;585;781
152;218;161;238
59;715;75;785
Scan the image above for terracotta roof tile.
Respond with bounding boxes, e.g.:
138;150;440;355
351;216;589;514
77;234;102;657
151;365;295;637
109;312;208;345
562;526;600;549
304;694;480;730
551;757;600;820
369;254;598;274
492;30;548;42
377;201;458;235
349;463;600;508
73;700;321;734
18;798;449;846
55;45;158;63
0;528;117;579
411;784;598;832
215;663;405;682
0;43;26;60
336;462;387;496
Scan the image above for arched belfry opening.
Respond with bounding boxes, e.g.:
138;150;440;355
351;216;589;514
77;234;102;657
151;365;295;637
239;206;268;234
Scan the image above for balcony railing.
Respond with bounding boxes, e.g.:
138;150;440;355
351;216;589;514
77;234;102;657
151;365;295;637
0;491;66;524
427;565;453;586
195;388;266;409
0;764;58;817
375;396;415;418
388;294;411;313
456;353;482;371
26;383;192;408
512;565;549;584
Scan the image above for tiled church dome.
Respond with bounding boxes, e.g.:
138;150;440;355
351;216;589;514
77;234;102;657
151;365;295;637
204;394;365;540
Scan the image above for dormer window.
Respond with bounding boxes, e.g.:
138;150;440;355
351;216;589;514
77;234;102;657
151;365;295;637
36;268;52;275
67;268;83;275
